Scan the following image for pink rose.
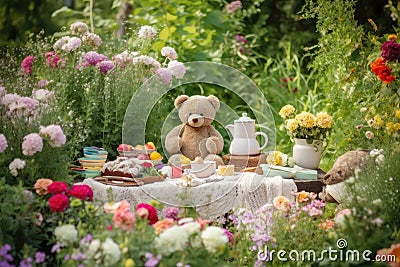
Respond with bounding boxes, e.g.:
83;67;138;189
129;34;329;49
136;203;158;225
69;184;93;201
47;181;69;195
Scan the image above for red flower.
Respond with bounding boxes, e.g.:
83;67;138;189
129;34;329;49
48;193;69;212
142;161;153;168
69;184;93;201
47;181;69;195
136;203;158;225
370;57;396;84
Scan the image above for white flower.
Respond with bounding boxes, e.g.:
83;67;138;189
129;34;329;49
360;107;367;112
161;46;178;60
82;33;102;48
375;154;385;164
365;131;374;139
53;36;70;51
180;222;201;236
54;224;78;245
167;60;186;79
370;149;384;157
201;226;229;254
9;158;26;177
70;22;89;35
85;239;101;261
62;37;82;52
102;238;121;266
39;125;66;147
155;225;189;256
132;55;161;71
138;25;157;39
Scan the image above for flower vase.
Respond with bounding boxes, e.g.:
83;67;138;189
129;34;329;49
292;138;323;170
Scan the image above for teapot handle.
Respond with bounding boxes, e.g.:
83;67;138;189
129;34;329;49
255;132;268;150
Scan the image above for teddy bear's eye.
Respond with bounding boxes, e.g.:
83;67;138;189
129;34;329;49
200;113;204;116
189;113;192;116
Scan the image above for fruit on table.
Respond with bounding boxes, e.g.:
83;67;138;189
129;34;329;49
137;154;150;160
145;142;156;150
149;151;162;160
135;145;144;150
180;155;191;165
118;144;133;151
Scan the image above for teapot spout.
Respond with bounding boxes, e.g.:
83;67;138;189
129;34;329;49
226;124;235;136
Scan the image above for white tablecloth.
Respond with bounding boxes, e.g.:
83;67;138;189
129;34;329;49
83;173;297;221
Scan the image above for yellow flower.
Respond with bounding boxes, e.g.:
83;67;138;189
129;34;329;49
373;114;383;128
396;109;400;119
394;123;400;131
297;191;310;203
388;34;397;40
279;104;295;119
286;119;299;132
315;112;333;128
124;258;135;267
386;122;394;136
266;151;288;166
295;111;315;128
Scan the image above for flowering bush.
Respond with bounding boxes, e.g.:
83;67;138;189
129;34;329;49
279;104;333;143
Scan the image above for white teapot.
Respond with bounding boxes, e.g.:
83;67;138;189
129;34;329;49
226;113;268;156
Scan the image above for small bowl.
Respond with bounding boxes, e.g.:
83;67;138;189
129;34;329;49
190;161;216;178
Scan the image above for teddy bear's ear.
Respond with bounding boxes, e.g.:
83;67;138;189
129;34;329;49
174;95;189;109
207;95;220;111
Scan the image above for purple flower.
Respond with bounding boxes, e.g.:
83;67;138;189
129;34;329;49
0;134;8;153
35;251;45;264
226;1;242;13
72;252;84;261
82;33;102;48
157;68;173;84
39;125;66;147
84;51;108;66
381;40;400;62
164;207;180;220
145;253;162;267
0;244;14;263
51;242;62;254
80;234;93;246
98;60;115;74
223;228;234;245
22;133;43;156
19;257;32;267
21;56;35;75
167;60;186;78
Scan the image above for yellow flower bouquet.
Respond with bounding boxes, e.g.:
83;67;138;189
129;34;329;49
279;105;334;143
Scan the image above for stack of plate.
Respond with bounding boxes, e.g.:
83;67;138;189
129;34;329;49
75;147;108;178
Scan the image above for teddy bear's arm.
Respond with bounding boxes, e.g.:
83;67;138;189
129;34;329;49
165;125;184;154
206;126;224;154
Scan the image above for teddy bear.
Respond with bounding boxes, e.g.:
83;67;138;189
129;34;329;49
319;150;370;203
165;95;224;165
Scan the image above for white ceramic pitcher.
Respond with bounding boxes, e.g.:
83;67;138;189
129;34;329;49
226;113;268;155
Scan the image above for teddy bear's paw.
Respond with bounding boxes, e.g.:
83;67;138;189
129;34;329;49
205;138;218;154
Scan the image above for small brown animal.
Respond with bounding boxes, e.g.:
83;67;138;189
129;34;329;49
320;150;370;203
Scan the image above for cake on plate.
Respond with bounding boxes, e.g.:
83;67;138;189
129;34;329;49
101;157;143;178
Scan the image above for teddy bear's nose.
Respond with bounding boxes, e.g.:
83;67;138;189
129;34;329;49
192;118;198;123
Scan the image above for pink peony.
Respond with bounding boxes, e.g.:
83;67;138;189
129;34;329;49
164;207;180;220
69;184;93;201
62;37;81;52
113;209;136;231
47;181;69;195
157;68;173;84
45;51;66;68
53;36;70;51
0;133;8;153
39;125;66;147
22;133;43;156
136;203;158;225
21;55;35;75
48;193;69;212
167;60;186;78
1;93;20;107
84;51;108;66
98;60;115;74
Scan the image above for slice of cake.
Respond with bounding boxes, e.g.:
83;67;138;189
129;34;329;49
101;157;143;178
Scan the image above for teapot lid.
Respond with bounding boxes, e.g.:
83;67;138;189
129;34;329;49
235;113;254;123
